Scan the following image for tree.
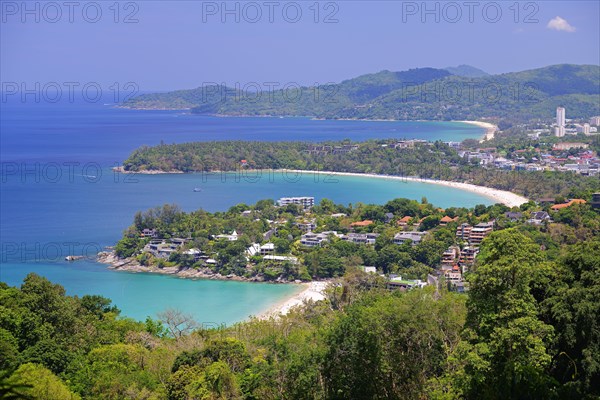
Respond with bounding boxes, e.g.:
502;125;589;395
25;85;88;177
542;240;600;397
7;363;81;400
158;309;198;339
451;229;556;399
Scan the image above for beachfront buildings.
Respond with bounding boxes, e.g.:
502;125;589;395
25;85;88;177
277;196;315;209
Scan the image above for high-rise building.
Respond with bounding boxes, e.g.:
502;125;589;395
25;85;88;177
556;107;566;126
555;107;566;137
590;116;600;126
583;123;591;135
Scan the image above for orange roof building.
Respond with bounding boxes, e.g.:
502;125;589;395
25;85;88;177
440;216;458;225
551;199;586;211
350;220;374;227
397;216;412;226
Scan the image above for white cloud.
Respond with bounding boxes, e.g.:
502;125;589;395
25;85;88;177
547;16;576;32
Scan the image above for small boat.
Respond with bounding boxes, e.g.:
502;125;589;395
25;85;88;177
193;188;202;192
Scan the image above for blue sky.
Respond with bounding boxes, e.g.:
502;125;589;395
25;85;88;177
1;1;599;90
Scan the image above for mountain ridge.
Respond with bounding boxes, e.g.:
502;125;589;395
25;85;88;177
122;64;600;123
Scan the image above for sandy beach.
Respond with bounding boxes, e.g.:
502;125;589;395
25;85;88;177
457;120;498;141
258;281;329;319
281;169;528;208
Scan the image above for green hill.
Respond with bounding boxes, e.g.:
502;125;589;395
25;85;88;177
444;64;489;77
122;64;600;122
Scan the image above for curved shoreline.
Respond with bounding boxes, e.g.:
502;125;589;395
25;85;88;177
456;120;498;141
280;169;528;208
257;281;328;319
113;166;528;207
96;252;328;319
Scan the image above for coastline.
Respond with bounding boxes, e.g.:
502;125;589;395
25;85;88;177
280;169;528;208
456;120;498;141
257;281;329;319
112;166;528;207
98;251;268;282
97;251;329;319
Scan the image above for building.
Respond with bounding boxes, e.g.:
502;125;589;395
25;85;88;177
384;213;394;223
439;216;458;226
441;246;460;266
556;107;566;137
387;276;427;291
469;222;494;245
459;247;479;266
359;266;377;274
263;255;298;264
300;231;340;247
141;228;158;238
444;266;462;286
456;223;472;240
527;211;551;225
393;231;426;246
590;116;600;126
343;233;379;245
551;199;587;211
277;196;315;209
397;216;413;226
260;243;275;255
350;220;374;228
504;211;523;222
295;220;316;232
246;243;261;257
584;123;591;135
216;230;238;241
591;193;600;209
553;142;589;151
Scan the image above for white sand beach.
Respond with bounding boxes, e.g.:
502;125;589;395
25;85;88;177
281;170;529;208
457;120;498;141
259;281;328;319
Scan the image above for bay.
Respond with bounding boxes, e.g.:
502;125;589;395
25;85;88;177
1;100;489;324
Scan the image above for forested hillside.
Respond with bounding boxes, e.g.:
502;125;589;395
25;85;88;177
122;64;600;122
121;140;600;199
2;227;599;399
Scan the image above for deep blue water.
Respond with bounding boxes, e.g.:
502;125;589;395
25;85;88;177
0;99;488;324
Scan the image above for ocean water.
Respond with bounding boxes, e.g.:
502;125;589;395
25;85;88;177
0;99;488;324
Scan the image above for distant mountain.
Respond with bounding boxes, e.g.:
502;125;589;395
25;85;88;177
122;64;600;123
444;65;489;78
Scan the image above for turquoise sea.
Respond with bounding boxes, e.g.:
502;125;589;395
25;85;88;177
0;99;489;324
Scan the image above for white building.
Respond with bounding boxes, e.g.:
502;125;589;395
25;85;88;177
277;196;315;209
583;123;591;135
216;230;238;241
555;107;566;137
590;116;600;126
557;107;566;126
